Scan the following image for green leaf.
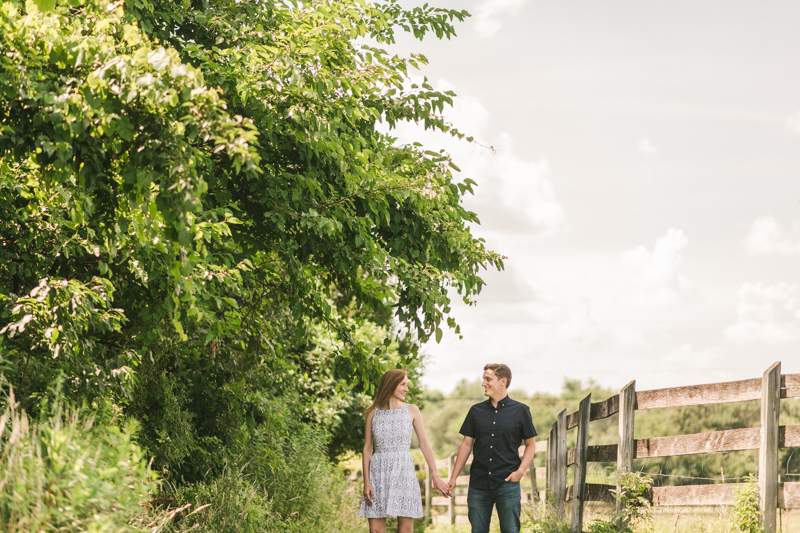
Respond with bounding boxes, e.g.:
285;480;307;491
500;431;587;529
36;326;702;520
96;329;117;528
27;0;56;12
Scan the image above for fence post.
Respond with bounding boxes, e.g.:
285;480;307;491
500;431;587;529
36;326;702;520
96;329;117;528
448;453;456;525
555;409;567;518
759;362;780;533
424;462;432;523
616;380;636;527
571;393;592;533
529;455;539;506
546;424;555;495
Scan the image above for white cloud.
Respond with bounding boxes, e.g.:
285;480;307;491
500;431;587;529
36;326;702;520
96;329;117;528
620;229;691;308
725;283;800;344
386;81;565;235
637;137;658;155
491;135;565;232
787;111;800;133
474;0;527;38
744;217;800;256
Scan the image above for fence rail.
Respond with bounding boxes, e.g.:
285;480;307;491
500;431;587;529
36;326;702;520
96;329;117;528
415;361;800;529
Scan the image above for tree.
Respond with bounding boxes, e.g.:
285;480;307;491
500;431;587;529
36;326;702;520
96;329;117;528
0;0;502;481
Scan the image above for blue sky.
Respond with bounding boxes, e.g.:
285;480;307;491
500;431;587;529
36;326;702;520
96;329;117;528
385;0;800;394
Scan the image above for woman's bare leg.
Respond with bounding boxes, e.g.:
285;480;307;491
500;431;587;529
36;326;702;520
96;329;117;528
368;518;387;533
397;517;415;533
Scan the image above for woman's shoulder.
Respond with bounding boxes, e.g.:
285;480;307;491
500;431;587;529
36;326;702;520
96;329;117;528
406;403;421;415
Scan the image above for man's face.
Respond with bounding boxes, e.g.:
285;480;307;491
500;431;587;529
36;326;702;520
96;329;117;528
482;369;506;397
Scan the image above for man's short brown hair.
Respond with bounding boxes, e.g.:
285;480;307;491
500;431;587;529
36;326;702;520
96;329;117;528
484;363;512;388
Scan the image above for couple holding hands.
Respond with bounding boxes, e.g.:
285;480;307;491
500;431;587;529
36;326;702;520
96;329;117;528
359;364;537;533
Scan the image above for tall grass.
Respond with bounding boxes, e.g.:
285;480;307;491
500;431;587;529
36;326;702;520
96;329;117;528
0;386;157;532
0;385;366;533
160;396;367;533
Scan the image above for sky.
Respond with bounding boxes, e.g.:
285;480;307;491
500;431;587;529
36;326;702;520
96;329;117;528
383;0;800;395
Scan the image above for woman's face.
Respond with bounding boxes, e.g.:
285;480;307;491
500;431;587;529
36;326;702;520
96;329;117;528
393;376;410;401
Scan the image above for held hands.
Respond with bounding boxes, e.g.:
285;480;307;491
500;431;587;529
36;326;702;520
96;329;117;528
446;477;457;496
363;481;375;506
432;476;452;498
504;470;524;483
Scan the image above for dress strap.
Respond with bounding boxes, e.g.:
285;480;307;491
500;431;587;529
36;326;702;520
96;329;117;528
403;403;409;411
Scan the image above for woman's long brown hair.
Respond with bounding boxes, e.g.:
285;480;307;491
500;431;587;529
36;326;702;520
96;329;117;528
366;369;408;414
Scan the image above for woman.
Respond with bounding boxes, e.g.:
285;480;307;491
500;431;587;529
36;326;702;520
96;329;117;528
360;369;451;533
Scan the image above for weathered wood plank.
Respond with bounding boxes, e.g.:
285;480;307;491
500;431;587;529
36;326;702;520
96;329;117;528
448;453;456;525
590;395;620;422
617;381;636;526
424;463;432;522
555;409;568;517
567;483;616;504
760;362;781;533
529;459;539;505
546;425;555;494
779;482;800;509
637;378;761;410
588;444;617;462
572;394;592;533
570;482;800;508
518;443;545;456
456;475;469;486
636;427;761;458
653;483;746;506
567;411;578;430
781;424;800;448
432;495;468;506
569;424;799;467
617;381;636;473
784;374;800;399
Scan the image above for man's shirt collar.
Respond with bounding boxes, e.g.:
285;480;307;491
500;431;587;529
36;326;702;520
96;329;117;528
488;394;510;408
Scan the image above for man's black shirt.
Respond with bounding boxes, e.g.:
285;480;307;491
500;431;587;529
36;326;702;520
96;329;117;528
459;395;537;490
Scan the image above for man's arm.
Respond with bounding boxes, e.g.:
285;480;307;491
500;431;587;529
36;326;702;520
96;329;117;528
447;435;474;492
505;436;536;482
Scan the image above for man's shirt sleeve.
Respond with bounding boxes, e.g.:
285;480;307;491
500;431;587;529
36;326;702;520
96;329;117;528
459;406;476;438
522;406;537;440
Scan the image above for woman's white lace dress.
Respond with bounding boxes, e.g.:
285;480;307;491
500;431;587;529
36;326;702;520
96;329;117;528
359;403;423;519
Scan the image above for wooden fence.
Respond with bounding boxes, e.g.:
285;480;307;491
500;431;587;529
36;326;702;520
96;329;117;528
417;361;800;531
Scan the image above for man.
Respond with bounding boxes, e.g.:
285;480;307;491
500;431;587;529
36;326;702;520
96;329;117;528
447;364;537;533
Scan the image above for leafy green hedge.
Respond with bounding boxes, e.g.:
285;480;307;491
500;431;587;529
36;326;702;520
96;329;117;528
161;397;364;533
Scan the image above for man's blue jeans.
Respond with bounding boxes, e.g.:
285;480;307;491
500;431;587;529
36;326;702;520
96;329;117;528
467;481;521;533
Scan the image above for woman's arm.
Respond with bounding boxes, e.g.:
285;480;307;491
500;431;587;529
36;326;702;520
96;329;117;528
362;408;376;505
409;404;451;497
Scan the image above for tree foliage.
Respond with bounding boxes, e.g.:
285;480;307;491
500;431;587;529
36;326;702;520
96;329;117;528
0;0;501;489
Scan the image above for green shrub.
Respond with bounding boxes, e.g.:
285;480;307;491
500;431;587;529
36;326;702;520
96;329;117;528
523;495;571;533
0;387;158;532
586;470;654;533
160;396;365;533
730;475;762;533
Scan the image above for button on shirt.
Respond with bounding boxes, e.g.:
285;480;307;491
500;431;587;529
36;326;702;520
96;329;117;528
459;396;537;490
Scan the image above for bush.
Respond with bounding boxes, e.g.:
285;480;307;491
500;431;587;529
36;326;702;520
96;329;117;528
730;475;762;533
585;471;654;533
523;495;571;533
0;387;158;533
160;396;365;533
